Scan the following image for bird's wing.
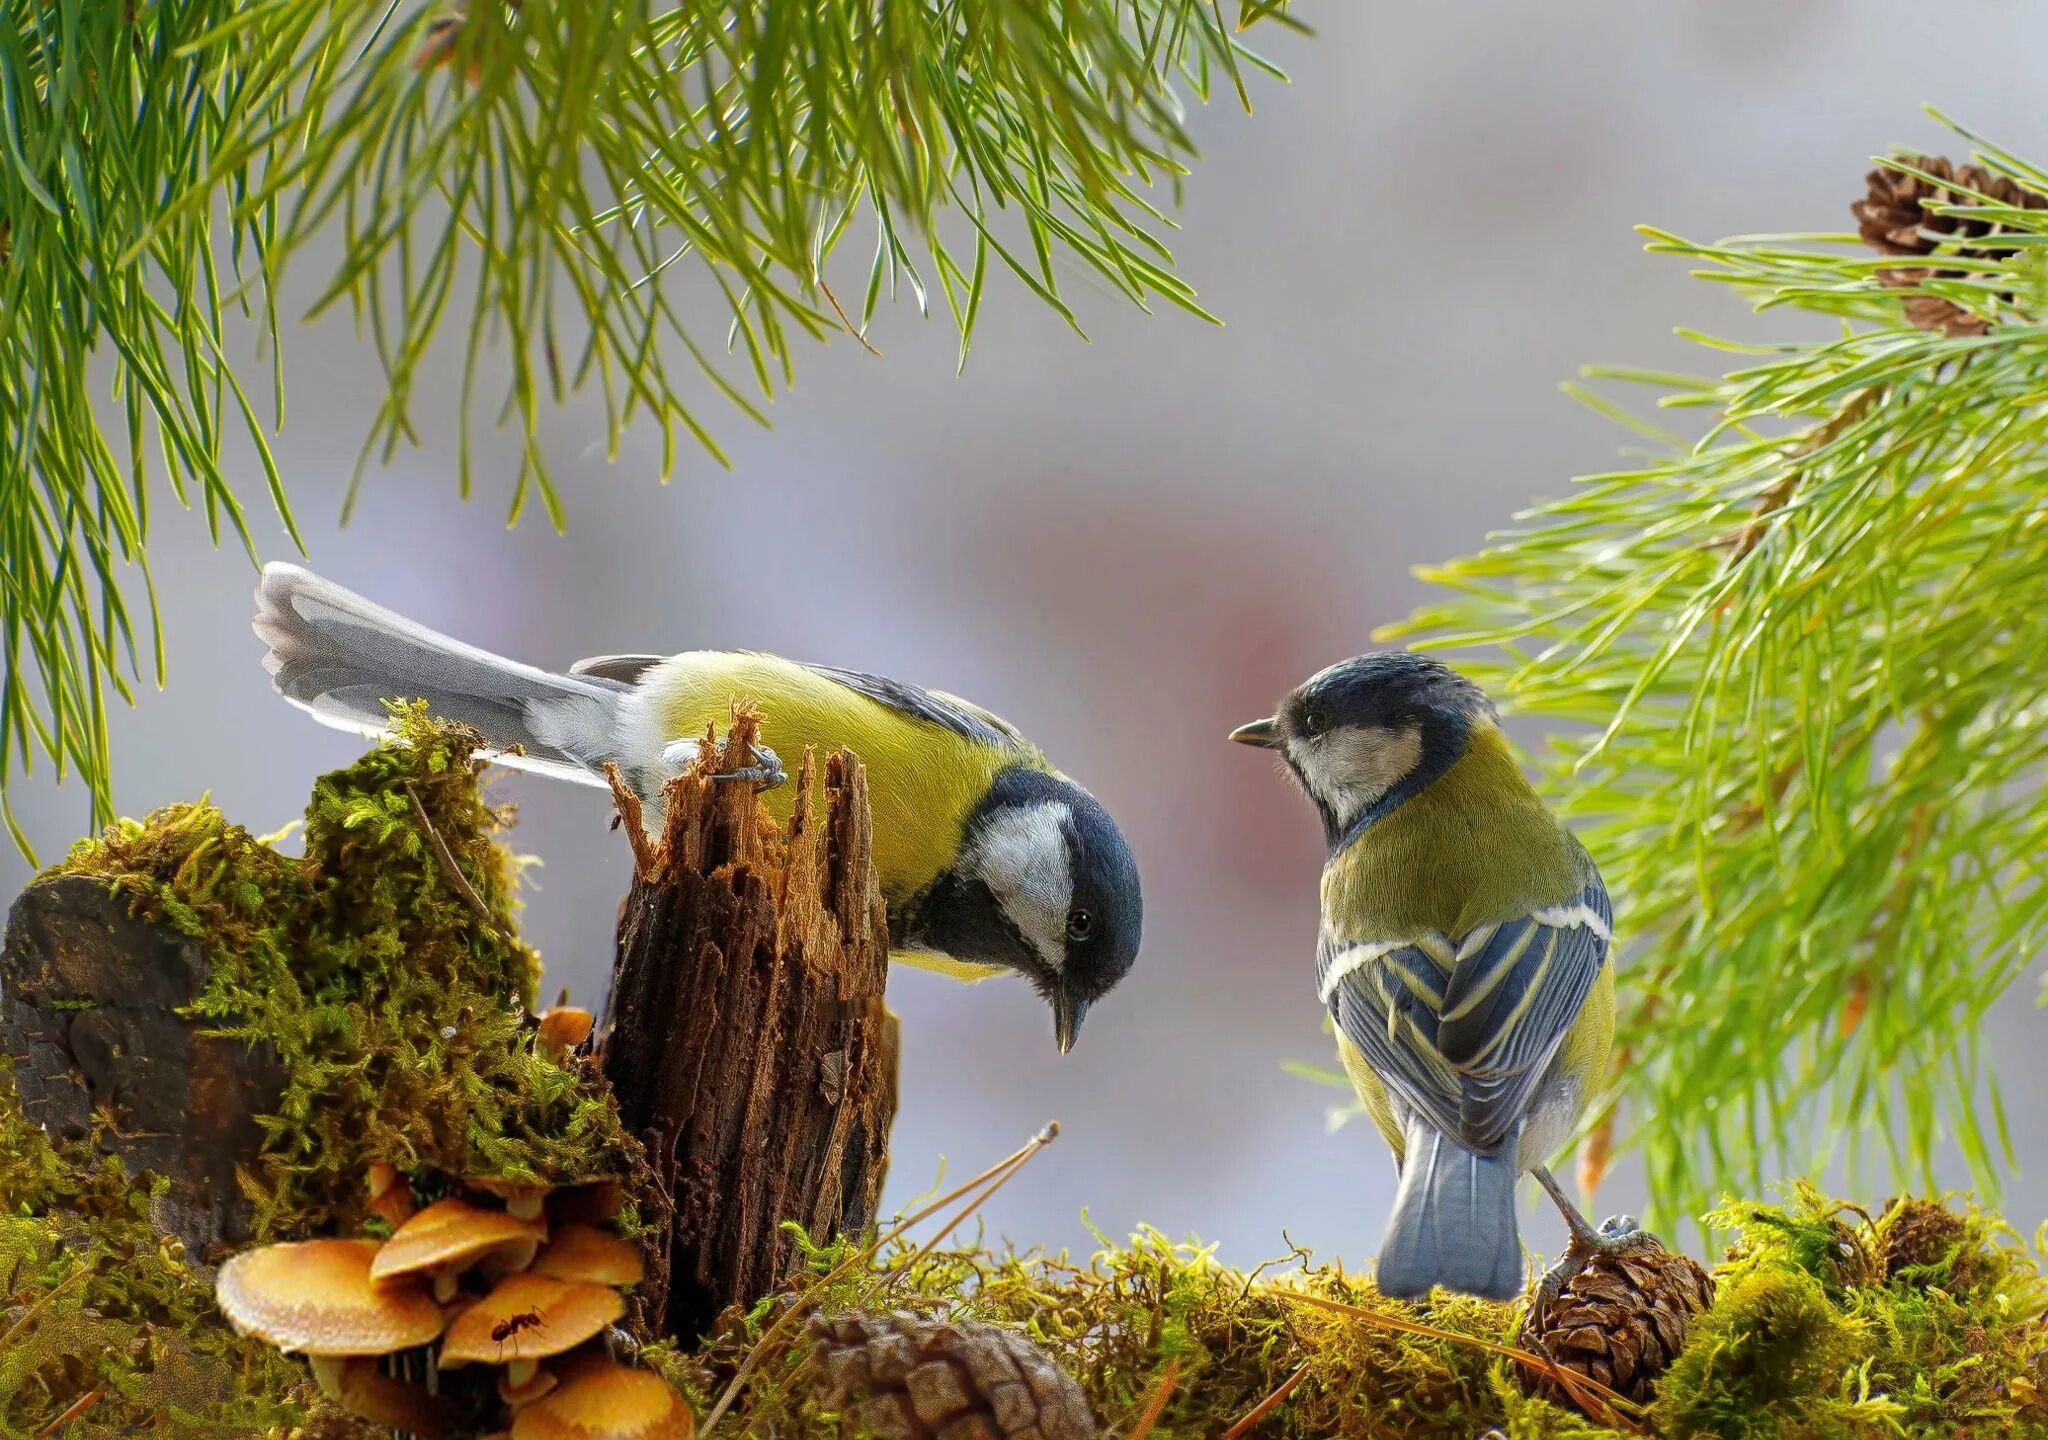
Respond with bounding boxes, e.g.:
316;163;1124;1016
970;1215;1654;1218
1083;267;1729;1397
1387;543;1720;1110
1319;876;1611;1156
569;654;667;687
801;664;1038;755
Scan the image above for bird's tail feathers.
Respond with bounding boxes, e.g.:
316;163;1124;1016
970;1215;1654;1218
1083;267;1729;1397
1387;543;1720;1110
1375;1113;1523;1301
253;563;621;785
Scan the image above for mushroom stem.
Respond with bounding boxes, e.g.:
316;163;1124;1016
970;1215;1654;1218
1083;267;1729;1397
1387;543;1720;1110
507;1358;538;1388
307;1355;350;1404
432;1270;460;1304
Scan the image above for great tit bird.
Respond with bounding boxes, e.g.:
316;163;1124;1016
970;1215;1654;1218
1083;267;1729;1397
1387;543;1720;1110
252;563;1140;1052
1232;652;1639;1300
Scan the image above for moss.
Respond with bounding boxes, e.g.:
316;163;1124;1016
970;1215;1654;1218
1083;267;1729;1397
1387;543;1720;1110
54;705;643;1237
680;1192;2048;1440
0;1060;311;1438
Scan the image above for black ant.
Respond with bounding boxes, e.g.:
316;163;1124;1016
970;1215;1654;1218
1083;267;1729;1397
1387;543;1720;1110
491;1308;546;1346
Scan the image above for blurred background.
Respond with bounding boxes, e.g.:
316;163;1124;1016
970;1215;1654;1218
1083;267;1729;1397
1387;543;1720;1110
6;1;2047;1267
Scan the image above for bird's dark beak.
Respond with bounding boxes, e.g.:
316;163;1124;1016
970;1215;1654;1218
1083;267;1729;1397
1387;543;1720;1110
1229;716;1282;749
1052;990;1088;1054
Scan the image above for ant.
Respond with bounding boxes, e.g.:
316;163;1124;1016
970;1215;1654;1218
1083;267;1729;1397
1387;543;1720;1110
491;1308;546;1347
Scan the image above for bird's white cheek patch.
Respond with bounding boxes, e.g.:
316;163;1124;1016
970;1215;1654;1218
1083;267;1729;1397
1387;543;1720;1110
1291;724;1424;831
970;801;1074;970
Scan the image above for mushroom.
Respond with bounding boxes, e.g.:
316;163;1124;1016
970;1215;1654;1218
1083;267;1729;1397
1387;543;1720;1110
441;1272;624;1390
367;1162;416;1228
470;1177;553;1222
372;1197;548;1302
536;1006;594;1057
214;1239;449;1426
499;1365;562;1409
510;1359;692;1440
531;1225;643;1288
322;1357;464;1436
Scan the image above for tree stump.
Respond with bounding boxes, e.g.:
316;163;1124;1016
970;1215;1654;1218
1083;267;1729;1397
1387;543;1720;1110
599;710;900;1342
0;874;286;1263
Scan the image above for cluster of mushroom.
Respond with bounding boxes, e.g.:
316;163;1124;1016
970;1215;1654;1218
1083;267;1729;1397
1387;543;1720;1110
216;1175;687;1439
215;1001;687;1440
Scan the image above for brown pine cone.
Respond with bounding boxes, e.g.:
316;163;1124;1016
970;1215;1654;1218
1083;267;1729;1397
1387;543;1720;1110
1878;1196;1994;1290
808;1311;1095;1440
1852;153;2047;336
1520;1241;1716;1409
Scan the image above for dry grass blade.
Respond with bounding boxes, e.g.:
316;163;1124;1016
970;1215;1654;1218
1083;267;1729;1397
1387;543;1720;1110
34;1387;103;1439
699;1121;1062;1438
1281;1291;1642;1432
1218;1360;1309;1440
1123;1357;1181;1440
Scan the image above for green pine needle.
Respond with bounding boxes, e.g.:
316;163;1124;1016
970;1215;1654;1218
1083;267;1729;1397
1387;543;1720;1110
0;0;1294;854
1383;118;2048;1227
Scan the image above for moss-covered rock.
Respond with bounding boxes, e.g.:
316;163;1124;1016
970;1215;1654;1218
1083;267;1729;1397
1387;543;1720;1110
50;705;643;1238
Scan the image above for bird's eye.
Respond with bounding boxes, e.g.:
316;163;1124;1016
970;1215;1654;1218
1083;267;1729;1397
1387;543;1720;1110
1300;706;1326;738
1066;909;1094;942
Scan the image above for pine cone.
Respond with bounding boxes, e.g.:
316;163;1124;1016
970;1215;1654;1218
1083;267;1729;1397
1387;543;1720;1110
1520;1242;1716;1409
1852;154;2048;336
808;1311;1095;1440
1878;1196;1994;1290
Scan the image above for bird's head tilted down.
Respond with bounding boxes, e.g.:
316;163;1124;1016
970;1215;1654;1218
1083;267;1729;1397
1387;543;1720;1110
1230;651;1498;848
898;768;1141;1053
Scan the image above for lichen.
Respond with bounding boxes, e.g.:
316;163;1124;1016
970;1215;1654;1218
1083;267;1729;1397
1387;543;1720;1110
52;705;644;1237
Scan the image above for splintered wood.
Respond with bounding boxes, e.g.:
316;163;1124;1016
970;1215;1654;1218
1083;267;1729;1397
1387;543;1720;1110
599;709;900;1342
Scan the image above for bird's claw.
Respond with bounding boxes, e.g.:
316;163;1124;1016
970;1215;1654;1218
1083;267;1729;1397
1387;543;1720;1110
710;742;787;790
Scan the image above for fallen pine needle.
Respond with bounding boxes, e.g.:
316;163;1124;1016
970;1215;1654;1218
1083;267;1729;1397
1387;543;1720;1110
1125;1357;1181;1440
35;1388;102;1439
700;1122;1061;1438
1280;1290;1642;1433
1219;1361;1309;1440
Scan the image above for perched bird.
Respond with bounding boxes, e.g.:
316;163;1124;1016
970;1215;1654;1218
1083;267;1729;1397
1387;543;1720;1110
252;563;1140;1052
1232;652;1636;1300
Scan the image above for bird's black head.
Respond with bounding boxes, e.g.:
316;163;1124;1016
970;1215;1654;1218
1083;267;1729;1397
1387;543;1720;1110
900;767;1141;1053
1230;652;1496;847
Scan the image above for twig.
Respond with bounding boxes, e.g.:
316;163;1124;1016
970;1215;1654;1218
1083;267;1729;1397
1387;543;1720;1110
34;1388;103;1439
1720;386;1885;562
1280;1291;1642;1433
0;1263;91;1354
699;1122;1061;1439
818;280;882;357
1219;1361;1309;1440
403;783;509;942
1124;1358;1181;1440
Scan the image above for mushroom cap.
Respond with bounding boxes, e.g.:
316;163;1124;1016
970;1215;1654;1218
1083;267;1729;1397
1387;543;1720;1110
532;1225;644;1288
500;1366;563;1407
510;1361;691;1440
216;1239;445;1356
441;1273;625;1369
372;1198;547;1284
537;1006;595;1050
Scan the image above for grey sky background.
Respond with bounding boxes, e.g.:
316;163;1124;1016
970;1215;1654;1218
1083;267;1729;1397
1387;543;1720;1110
6;2;2047;1269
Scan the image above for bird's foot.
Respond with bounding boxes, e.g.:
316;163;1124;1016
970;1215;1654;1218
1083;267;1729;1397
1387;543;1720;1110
709;742;787;790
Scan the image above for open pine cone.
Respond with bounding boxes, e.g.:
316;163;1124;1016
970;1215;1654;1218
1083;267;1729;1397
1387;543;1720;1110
1520;1241;1716;1409
1878;1196;1995;1291
1852;153;2048;336
808;1311;1095;1440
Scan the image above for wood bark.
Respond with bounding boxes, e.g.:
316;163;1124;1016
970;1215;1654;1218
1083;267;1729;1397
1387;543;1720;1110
599;710;900;1342
0;874;285;1263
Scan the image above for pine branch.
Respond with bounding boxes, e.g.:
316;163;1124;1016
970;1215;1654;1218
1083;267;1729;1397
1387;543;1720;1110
0;0;1296;855
1383;116;2048;1226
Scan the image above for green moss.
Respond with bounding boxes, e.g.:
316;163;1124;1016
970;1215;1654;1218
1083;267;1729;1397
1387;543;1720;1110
0;1061;311;1438
54;705;643;1237
686;1191;2048;1440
